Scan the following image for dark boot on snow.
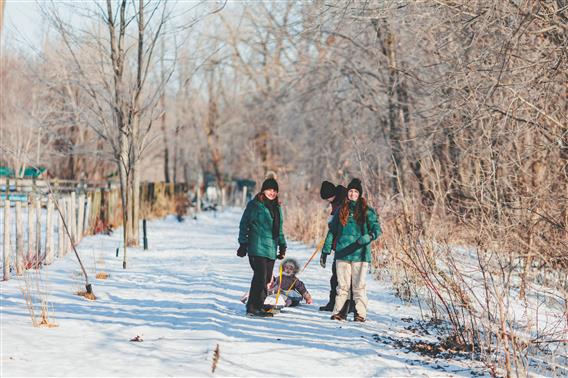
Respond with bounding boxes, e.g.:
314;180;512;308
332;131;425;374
319;302;334;312
247;310;274;318
330;313;346;321
354;315;366;322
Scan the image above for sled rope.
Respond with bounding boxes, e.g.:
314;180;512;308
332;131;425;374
274;263;284;306
284;237;325;297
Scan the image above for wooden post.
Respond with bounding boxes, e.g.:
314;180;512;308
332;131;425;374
143;219;148;250
91;190;101;234
35;196;41;264
58;196;65;257
196;188;201;213
28;195;36;264
70;192;76;245
85;194;92;235
221;187;226;209
15;201;24;275
45;197;54;264
3;199;11;280
242;186;247;208
66;196;73;253
77;194;85;242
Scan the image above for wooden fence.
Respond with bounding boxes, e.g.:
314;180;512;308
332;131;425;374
1;180;191;281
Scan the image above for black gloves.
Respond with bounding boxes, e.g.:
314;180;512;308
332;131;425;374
277;246;286;260
237;244;247;257
320;253;327;268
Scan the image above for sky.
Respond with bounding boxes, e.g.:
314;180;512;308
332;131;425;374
2;0;45;53
1;0;240;55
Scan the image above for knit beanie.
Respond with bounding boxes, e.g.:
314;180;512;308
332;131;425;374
335;185;348;202
320;181;336;200
261;178;279;192
347;178;363;195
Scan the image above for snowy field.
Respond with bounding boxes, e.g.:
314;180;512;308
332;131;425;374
1;209;487;377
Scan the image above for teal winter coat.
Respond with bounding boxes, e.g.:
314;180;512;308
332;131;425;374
238;199;287;260
322;201;381;263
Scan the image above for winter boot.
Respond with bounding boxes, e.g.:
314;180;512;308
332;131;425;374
319;302;334;312
262;305;281;314
354;315;366;322
338;301;350;318
330;313;346;321
247;309;274;318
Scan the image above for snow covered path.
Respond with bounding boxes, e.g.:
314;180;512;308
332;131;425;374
1;209;483;377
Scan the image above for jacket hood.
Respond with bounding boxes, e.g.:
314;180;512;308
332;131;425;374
281;257;300;274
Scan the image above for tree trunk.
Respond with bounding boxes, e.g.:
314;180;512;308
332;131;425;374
0;0;5;40
377;20;405;196
127;0;144;247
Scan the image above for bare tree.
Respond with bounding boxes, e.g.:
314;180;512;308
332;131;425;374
44;0;176;267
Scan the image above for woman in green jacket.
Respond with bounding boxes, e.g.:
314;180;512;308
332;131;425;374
237;177;287;318
321;178;381;322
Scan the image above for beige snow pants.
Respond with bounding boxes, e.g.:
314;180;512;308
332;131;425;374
333;260;368;318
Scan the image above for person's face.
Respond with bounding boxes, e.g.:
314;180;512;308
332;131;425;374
326;195;335;203
283;263;295;274
264;188;277;200
348;189;360;201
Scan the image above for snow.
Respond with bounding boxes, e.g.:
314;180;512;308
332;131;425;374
1;209;486;377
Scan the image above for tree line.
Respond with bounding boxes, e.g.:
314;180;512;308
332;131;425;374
1;1;566;374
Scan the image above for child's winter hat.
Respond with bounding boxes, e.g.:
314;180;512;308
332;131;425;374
281;257;300;274
320;181;336;200
347;178;363;195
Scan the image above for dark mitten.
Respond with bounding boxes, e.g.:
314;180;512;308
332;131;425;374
320;253;327;268
237;244;247;257
277;246;286;260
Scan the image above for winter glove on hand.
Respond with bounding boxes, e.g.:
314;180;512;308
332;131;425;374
236;244;248;257
320;253;327;269
357;234;371;245
277;246;286;260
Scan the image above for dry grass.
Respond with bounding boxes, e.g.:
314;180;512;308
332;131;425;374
284;194;329;246
284;189;567;376
20;269;56;328
75;290;97;301
93;252;109;280
211;344;220;374
38;313;58;328
376;195;567;377
95;272;109;280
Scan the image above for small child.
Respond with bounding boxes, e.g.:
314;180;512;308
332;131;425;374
267;258;312;307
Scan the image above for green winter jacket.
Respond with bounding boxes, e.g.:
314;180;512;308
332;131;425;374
238;199;287;260
322;201;382;262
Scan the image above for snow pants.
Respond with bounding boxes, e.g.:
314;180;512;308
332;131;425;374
328;259;357;315
246;255;275;313
333;261;368;318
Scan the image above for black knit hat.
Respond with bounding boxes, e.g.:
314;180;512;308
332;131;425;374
335;185;348;202
347;178;363;195
261;178;279;192
320;180;336;200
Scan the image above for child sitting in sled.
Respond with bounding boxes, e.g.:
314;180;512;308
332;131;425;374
266;257;312;307
240;257;312;308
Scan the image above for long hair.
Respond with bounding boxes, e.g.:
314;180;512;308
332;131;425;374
254;192;280;204
339;197;367;226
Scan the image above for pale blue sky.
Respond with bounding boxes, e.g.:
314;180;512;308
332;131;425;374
2;1;231;54
3;0;45;52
